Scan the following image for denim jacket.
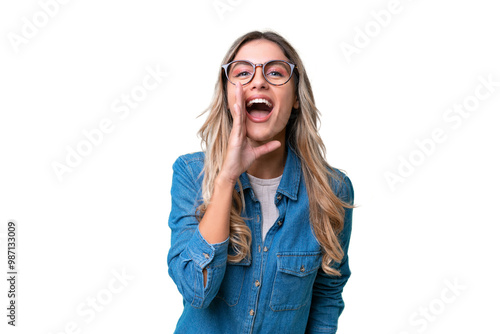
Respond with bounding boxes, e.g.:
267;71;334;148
167;143;354;334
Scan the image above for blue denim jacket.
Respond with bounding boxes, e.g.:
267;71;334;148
167;143;354;334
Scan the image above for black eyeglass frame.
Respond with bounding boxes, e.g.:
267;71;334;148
221;60;297;86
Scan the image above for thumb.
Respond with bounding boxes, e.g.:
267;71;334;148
253;140;282;160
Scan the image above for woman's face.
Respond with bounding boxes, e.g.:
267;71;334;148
226;39;299;145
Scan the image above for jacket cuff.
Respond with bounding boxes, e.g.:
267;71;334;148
187;226;229;269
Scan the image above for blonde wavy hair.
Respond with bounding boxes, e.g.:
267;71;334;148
196;31;353;276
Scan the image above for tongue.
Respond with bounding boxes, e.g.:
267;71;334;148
249;110;270;118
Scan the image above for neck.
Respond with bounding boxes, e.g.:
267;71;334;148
246;134;287;179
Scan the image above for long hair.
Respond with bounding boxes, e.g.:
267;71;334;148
197;31;353;276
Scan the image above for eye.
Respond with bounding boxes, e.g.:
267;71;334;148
265;62;289;78
229;61;254;79
234;70;252;78
266;70;285;78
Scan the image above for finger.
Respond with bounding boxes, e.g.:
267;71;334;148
232;102;242;136
232;83;246;139
228;83;242;123
253;140;282;160
235;82;246;126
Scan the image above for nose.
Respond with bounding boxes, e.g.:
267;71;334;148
249;64;268;89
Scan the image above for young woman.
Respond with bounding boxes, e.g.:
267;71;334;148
167;31;354;334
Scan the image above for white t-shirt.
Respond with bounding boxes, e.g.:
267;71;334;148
246;173;282;242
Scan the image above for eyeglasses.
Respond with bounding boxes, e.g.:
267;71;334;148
221;60;296;86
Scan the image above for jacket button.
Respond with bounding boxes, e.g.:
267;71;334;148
203;253;209;259
258;245;261;252
257;215;260;222
263;246;268;252
255;280;260;287
277;194;282;200
249;309;255;316
300;265;305;272
277;220;282;227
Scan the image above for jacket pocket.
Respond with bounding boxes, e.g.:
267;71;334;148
215;258;251;307
270;251;322;311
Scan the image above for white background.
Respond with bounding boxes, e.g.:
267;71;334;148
1;0;499;333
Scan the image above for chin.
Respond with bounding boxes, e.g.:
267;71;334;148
247;131;282;145
246;130;271;143
247;134;272;144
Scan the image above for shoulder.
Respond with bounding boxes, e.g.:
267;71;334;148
326;166;354;205
174;151;205;165
172;151;206;181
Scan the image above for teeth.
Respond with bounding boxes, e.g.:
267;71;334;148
246;98;273;108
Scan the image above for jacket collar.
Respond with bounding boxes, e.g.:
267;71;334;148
235;142;301;201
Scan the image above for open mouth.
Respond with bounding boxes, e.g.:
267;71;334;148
246;98;273;119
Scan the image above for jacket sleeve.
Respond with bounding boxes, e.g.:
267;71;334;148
167;156;229;309
306;173;354;333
